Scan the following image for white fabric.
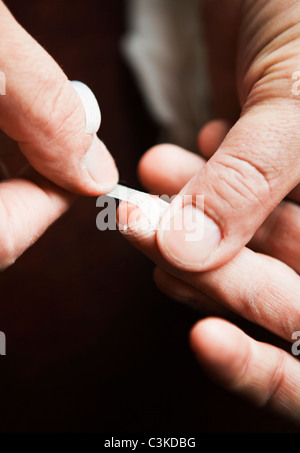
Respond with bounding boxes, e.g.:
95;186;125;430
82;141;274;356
122;0;210;150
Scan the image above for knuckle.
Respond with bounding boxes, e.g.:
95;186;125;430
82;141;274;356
208;153;271;212
240;259;295;341
41;80;84;139
24;76;87;151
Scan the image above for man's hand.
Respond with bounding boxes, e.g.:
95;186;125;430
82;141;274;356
153;0;300;273
116;123;300;423
116;0;300;422
0;2;118;268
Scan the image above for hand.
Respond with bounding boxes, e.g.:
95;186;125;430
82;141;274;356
116;120;300;423
152;0;300;274
0;2;118;268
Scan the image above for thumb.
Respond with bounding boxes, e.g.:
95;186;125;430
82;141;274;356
0;2;118;195
157;101;300;271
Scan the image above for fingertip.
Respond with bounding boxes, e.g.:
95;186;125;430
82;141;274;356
117;200;137;232
15;77;119;196
197;119;231;158
117;200;155;239
137;144;176;192
82;135;119;194
138;143;204;196
190;317;226;356
70;82;119;195
190;318;250;386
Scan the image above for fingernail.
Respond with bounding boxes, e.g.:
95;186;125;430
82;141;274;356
84;135;118;190
159;204;221;269
117;201;156;238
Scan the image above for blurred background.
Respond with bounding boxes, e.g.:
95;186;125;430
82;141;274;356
0;0;298;433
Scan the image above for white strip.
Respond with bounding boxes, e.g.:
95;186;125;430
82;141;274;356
106;184;169;229
71;81;101;134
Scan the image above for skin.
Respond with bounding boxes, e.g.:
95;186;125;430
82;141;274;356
155;0;300;273
0;1;118;268
118;124;300;424
1;0;300;426
118;0;300;424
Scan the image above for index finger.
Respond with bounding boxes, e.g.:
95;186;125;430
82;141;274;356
117;200;300;342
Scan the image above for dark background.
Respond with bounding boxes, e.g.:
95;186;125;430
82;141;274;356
0;0;298;433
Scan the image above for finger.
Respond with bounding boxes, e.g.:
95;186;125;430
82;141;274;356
0;169;74;269
174;248;300;342
118;201;300;342
197;120;300;205
156;102;300;272
190;318;300;424
138;144;205;197
154;266;229;315
118;203;225;313
139;144;300;273
197;119;231;159
0;2;118;195
138;122;230;198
